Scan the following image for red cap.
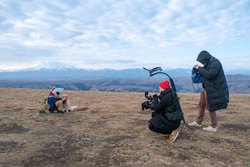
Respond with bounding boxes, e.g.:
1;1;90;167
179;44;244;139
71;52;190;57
159;80;170;89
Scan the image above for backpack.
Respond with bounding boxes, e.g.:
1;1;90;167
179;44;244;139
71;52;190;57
192;67;204;83
164;92;184;121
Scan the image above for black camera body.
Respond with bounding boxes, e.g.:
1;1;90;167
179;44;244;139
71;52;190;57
141;92;155;110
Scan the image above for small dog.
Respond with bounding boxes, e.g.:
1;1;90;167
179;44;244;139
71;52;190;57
61;94;78;113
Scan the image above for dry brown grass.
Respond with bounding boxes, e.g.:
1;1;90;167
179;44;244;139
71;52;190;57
0;88;249;167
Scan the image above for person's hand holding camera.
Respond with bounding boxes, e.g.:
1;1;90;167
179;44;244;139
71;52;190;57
153;94;158;98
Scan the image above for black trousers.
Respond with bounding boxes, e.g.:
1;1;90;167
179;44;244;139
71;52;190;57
148;112;180;134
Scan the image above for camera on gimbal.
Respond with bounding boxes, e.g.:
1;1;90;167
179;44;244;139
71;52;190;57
141;92;155;111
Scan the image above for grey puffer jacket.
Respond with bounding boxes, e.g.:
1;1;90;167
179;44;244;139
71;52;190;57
197;50;229;112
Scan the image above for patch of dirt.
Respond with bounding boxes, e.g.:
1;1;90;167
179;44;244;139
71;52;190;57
88;145;117;167
130;118;148;126
177;130;199;142
0;107;23;112
220;123;249;132
77;107;89;111
22;134;93;167
90;110;99;114
87;136;136;167
226;111;237;114
32;127;70;136
103;135;136;144
89;119;109;129
0;123;29;134
0;141;22;153
176;152;191;161
209;137;243;149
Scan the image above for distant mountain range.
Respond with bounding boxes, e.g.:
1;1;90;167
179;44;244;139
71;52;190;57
0;68;190;80
0;67;249;80
0;67;249;94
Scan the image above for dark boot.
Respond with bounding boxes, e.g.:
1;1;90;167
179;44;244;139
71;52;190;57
57;110;64;114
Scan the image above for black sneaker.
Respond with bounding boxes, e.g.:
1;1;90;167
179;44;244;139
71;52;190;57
57;110;64;114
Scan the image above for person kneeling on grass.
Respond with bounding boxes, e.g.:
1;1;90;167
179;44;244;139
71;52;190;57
148;80;181;143
47;87;65;114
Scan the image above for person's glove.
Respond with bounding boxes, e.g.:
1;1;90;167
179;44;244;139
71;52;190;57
153;94;158;98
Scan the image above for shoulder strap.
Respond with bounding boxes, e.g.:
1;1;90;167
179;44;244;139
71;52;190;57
165;92;176;112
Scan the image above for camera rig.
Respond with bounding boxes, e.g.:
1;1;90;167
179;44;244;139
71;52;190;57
141;91;154;110
142;67;186;123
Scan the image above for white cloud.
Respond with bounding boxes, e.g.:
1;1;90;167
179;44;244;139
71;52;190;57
0;0;249;71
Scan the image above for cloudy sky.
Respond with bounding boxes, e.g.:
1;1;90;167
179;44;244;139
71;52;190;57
0;0;249;71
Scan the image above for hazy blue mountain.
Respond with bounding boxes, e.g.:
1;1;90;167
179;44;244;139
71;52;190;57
0;75;249;94
0;68;192;80
0;67;249;81
0;67;249;94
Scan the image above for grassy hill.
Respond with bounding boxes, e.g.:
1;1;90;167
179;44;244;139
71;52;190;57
0;88;249;166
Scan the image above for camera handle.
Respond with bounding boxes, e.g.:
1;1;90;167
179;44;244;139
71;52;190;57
143;67;162;75
143;67;176;93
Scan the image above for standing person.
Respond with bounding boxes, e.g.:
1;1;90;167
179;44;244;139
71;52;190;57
188;50;229;132
148;80;181;142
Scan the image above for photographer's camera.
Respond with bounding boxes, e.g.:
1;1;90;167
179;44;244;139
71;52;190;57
141;92;155;111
